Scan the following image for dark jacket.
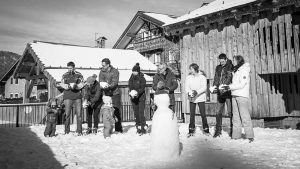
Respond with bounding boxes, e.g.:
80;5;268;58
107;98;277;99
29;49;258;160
99;66;120;96
128;73;146;101
152;68;178;105
46;108;58;123
61;71;84;100
213;59;233;97
84;80;102;109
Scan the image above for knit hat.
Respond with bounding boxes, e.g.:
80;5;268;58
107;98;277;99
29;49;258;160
86;76;96;85
132;63;140;72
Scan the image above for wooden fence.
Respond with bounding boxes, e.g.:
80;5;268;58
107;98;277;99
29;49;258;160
0;101;183;128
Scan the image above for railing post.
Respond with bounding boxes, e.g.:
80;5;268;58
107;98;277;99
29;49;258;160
16;105;20;127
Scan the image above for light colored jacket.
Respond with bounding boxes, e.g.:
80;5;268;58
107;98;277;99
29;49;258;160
229;63;250;98
185;73;207;103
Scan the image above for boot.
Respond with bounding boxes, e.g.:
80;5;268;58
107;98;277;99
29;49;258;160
140;125;147;135
187;127;195;138
248;138;254;143
203;128;210;135
136;126;141;134
213;126;222;138
86;128;92;135
92;127;98;134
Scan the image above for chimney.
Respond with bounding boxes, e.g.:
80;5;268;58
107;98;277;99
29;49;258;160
95;36;107;48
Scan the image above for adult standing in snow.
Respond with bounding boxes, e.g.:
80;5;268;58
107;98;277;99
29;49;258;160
210;53;233;138
128;63;147;134
185;63;209;136
60;61;85;135
152;63;178;112
99;58;123;133
83;75;102;134
219;55;254;143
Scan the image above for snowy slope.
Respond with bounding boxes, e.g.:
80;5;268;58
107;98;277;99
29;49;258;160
1;123;300;169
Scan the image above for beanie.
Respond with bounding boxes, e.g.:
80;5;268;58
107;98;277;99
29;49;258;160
132;63;140;72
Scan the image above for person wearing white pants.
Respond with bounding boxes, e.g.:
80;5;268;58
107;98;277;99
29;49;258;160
220;55;254;142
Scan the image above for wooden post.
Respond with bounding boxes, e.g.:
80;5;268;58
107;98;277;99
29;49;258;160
23;80;30;103
16;105;19;127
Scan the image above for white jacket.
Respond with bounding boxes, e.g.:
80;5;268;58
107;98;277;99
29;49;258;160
185;73;207;103
229;63;250;98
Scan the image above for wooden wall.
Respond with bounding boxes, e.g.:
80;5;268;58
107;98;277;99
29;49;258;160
180;9;300;118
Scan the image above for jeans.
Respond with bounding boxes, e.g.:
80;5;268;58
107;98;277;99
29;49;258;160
215;96;232;133
64;99;82;134
87;105;101;128
112;94;123;132
232;96;254;139
132;99;146;127
189;102;209;130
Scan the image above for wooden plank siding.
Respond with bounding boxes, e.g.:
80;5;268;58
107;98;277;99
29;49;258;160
178;8;300;118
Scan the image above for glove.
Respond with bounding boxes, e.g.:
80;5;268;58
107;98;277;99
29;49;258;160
157;81;165;90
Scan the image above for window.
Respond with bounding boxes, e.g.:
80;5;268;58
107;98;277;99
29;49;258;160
154;53;161;65
15;78;18;84
10;93;13;98
15;93;19;98
11;78;13;84
168;51;175;63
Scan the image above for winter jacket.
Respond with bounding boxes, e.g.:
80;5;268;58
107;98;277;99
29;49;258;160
99;66;120;96
213;59;233;98
185;73;207;103
229;63;250;98
128;73;146;101
100;106;115;125
84;80;102;109
46;108;58;123
152;68;178;106
61;70;84;100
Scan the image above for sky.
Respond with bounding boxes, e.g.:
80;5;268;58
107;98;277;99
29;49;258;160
0;0;211;55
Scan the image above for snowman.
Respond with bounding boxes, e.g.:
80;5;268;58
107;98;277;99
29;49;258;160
150;92;180;160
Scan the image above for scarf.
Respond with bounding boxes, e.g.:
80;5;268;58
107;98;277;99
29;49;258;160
233;61;244;73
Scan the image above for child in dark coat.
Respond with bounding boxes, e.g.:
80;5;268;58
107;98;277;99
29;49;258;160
44;98;59;137
100;96;116;138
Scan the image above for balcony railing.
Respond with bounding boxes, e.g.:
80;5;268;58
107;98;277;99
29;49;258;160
133;36;166;52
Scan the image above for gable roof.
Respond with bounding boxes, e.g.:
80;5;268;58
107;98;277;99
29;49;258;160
0;59;20;84
14;41;156;83
113;11;177;49
164;0;257;26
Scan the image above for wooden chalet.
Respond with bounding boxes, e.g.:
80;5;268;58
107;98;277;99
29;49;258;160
164;0;300;124
13;41;157;104
113;11;184;103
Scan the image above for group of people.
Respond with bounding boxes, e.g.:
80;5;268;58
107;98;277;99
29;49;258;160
185;53;254;142
44;58;123;138
44;53;254;160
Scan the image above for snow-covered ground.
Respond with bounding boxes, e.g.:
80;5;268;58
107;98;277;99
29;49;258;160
0;122;300;169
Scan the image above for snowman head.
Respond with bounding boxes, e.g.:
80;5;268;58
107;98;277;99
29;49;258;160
154;93;170;108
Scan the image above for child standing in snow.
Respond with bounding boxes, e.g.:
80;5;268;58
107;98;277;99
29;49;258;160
100;96;116;138
44;98;59;137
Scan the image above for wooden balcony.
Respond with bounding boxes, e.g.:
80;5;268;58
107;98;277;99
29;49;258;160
133;36;166;53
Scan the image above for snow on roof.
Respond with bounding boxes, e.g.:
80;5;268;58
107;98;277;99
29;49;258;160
30;42;157;71
45;69;153;82
143;12;177;24
164;0;257;26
